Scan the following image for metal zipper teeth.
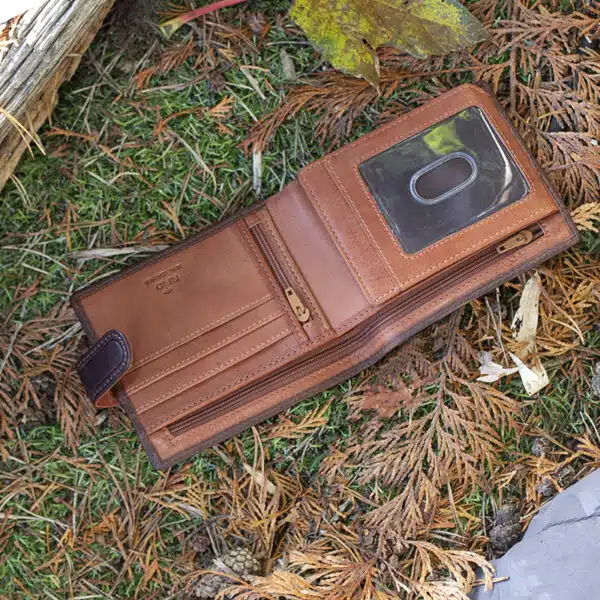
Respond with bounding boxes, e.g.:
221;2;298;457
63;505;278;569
251;224;290;289
167;225;542;437
251;224;310;323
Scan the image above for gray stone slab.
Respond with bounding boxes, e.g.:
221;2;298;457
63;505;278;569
471;468;600;600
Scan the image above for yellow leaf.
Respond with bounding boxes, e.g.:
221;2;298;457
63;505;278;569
291;0;487;84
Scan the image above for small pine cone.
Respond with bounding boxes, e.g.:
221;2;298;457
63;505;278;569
537;464;577;498
190;534;211;554
194;573;232;598
358;527;377;551
554;464;576;489
537;476;555;498
489;504;521;557
221;547;260;577
193;548;260;599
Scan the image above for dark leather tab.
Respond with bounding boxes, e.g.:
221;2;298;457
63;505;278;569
76;330;131;405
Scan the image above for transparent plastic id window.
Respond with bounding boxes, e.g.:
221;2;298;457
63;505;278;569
359;107;529;254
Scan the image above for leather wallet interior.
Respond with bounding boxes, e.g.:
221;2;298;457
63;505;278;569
71;85;578;469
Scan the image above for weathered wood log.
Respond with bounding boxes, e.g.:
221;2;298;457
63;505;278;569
0;0;115;193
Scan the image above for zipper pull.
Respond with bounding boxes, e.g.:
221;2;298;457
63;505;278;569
496;229;534;255
284;287;310;323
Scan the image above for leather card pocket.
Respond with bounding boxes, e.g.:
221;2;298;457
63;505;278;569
135;318;300;435
75;222;278;369
122;299;285;398
75;218;311;433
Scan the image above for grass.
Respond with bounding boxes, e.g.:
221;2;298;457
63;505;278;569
1;1;599;598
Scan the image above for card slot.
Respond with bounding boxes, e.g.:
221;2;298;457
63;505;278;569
140;332;304;435
129;315;293;416
298;85;559;307
123;299;283;395
131;293;273;370
76;222;278;372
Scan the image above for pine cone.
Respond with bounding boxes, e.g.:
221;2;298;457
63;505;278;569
358;527;377;551
194;573;231;599
221;548;260;577
537;476;555;498
537;464;577;498
193;548;260;599
489;504;521;557
189;533;211;555
554;464;576;489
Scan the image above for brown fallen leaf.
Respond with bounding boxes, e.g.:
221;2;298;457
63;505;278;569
360;382;425;418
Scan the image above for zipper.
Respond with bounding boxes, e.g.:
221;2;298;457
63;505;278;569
251;224;310;323
167;224;542;438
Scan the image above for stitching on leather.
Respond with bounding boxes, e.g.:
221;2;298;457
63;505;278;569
127;311;282;394
138;329;293;414
300;167;371;296
146;337;306;431
77;332;130;399
132;294;272;368
300;87;548;304
259;211;331;333
166;234;552;443
89;336;129;398
325;105;541;300
238;219;309;344
298;87;473;267
348;100;539;261
340;100;542;297
150;303;388;434
324;160;400;288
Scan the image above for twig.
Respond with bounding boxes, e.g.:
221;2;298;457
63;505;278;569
240;66;266;100
472;576;510;588
24;322;82;356
509;0;519;112
160;0;247;37
68;245;169;261
140;73;207;94
0;106;45;156
167;130;217;190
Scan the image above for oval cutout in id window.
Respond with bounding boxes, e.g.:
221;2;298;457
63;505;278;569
411;152;477;205
359;107;530;254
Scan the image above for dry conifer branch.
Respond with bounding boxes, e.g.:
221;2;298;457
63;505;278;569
0;302;95;449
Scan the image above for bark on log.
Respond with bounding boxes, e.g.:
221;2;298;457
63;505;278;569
0;0;115;193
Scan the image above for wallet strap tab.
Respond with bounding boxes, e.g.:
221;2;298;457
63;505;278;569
76;329;131;407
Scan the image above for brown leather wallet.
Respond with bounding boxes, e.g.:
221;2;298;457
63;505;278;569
71;85;578;470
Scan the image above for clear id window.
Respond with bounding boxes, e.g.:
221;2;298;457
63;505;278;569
359;107;529;254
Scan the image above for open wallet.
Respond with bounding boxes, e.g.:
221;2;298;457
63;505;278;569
72;84;578;469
